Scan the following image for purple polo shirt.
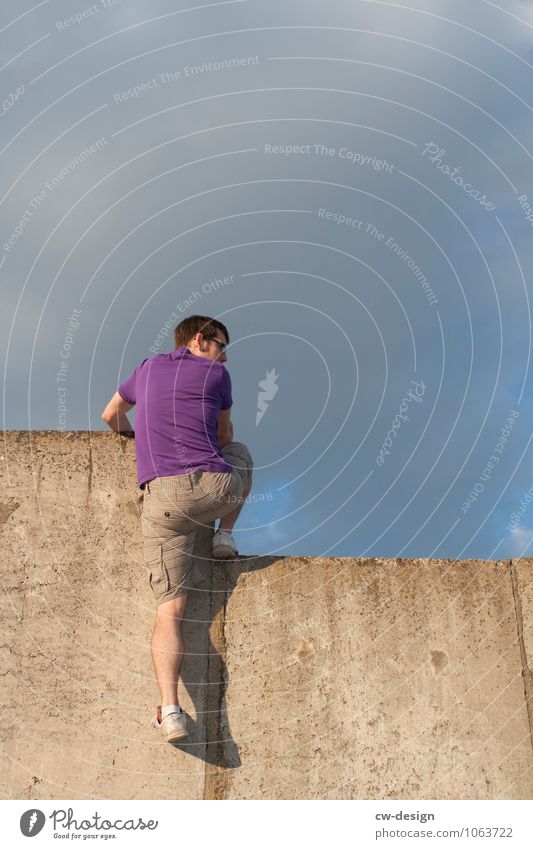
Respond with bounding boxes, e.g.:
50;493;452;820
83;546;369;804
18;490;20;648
117;345;233;489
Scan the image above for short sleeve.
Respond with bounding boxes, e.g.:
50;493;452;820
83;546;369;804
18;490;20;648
220;367;232;411
117;359;148;405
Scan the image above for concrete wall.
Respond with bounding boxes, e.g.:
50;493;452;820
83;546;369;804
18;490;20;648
1;431;532;799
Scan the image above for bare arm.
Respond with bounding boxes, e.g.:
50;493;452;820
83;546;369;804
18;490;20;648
101;391;135;433
218;407;233;447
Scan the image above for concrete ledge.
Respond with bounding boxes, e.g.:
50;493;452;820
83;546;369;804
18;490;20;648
0;432;532;799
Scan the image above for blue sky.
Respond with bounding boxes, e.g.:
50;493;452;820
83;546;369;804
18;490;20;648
2;0;533;559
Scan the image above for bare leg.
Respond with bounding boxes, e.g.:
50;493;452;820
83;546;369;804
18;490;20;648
151;594;188;706
218;481;251;533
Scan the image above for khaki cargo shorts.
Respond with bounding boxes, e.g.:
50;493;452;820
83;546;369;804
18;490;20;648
140;441;253;606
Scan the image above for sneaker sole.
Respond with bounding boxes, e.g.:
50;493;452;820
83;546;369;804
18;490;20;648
212;545;238;559
165;728;188;744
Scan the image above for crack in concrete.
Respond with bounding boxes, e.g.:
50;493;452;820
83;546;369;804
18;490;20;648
34;459;42;499
509;559;533;755
203;563;230;800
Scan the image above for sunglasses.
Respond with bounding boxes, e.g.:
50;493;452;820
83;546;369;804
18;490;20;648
205;336;227;353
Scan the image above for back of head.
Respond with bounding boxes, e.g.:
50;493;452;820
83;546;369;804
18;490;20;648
174;314;230;348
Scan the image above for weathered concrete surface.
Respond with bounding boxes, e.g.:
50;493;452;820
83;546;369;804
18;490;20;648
0;431;532;799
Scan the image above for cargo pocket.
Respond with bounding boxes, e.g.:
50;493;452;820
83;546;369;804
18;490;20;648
148;543;170;595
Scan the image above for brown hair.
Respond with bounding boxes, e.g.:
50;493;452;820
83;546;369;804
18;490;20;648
174;314;230;349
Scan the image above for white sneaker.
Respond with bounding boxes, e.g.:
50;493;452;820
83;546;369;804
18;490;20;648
212;529;238;559
149;706;188;743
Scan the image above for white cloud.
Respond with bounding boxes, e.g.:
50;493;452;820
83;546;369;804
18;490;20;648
508;524;533;556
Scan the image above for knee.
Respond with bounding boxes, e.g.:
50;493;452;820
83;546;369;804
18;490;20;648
156;593;188;622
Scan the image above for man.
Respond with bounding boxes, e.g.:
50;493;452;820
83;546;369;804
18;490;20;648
101;315;253;744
